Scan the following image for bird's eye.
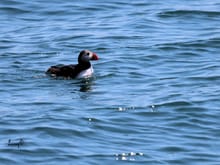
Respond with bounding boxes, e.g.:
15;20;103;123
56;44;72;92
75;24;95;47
86;53;90;56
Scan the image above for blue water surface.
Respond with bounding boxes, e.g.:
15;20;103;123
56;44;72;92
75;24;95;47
0;0;220;164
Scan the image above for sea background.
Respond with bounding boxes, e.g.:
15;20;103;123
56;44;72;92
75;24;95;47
0;0;220;164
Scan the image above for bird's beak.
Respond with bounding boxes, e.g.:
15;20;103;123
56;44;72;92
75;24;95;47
91;53;99;60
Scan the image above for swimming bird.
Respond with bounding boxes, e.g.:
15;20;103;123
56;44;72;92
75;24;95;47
46;50;99;78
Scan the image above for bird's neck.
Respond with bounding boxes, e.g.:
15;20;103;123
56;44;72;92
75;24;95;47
78;61;91;70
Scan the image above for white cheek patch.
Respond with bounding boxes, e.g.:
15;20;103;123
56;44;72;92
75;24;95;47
89;53;93;59
81;55;90;62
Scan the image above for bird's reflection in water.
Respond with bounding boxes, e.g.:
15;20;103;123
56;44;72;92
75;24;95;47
78;77;95;92
80;81;92;92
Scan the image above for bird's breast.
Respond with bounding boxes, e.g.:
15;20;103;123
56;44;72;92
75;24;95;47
76;66;94;79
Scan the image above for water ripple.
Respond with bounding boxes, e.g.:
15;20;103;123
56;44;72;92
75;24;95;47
1;0;220;164
158;10;220;18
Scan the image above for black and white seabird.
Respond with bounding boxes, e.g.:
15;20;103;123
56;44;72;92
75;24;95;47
46;50;99;78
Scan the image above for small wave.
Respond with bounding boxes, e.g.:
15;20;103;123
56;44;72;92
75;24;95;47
158;10;220;18
160;146;188;152
156;101;192;108
0;6;30;15
154;38;220;50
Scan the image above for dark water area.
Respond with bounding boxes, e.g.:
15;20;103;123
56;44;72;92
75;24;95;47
1;0;220;164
